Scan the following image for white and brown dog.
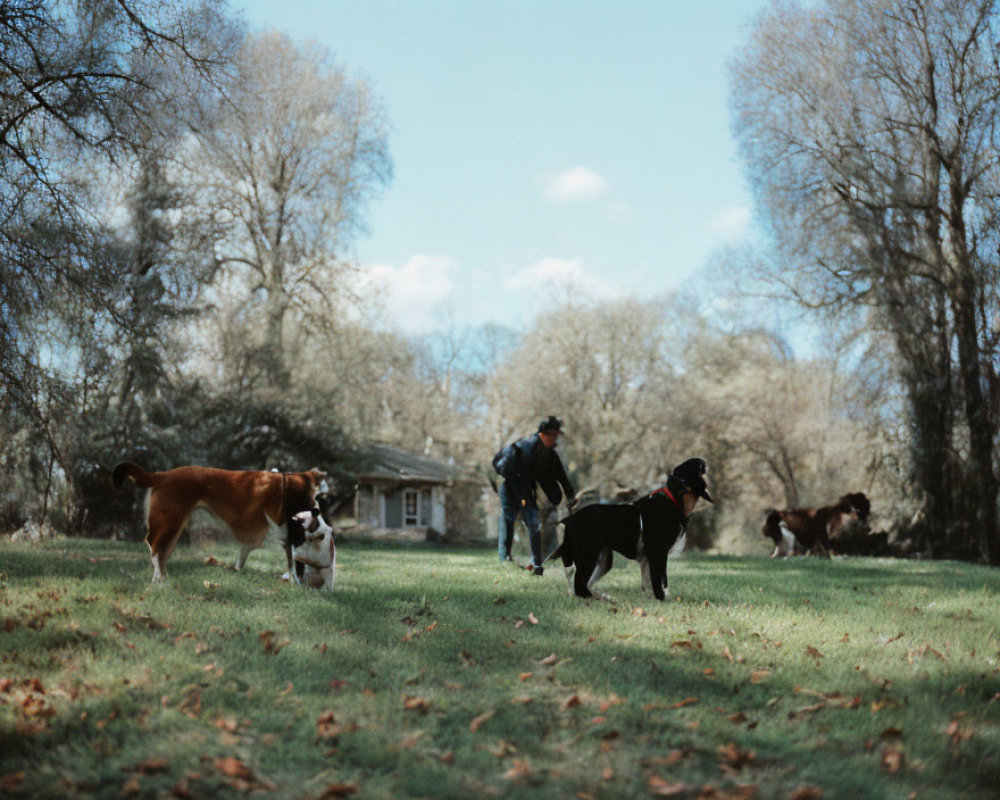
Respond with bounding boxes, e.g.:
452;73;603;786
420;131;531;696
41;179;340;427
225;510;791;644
291;508;336;591
112;461;328;583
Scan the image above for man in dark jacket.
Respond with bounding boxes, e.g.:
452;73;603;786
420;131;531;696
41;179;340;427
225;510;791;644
495;416;576;574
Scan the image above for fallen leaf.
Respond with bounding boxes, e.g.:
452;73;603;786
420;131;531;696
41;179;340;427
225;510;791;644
403;695;431;713
647;775;687;796
203;581;220;590
563;694;582;709
503;759;533;782
881;746;905;773
125;757;169;774
539;653;559;666
750;670;770;684
518;672;532;681
806;646;824;659
258;630;289;655
0;772;26;793
528;612;539;624
718;742;756;769
670;697;699;709
213;717;239;733
113;622;127;633
213;757;254;780
470;710;495;732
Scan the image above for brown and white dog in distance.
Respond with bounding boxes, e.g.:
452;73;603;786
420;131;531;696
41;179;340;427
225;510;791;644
112;462;328;583
291;508;336;591
762;492;870;558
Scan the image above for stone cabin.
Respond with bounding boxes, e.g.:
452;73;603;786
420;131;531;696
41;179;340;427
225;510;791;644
350;443;485;541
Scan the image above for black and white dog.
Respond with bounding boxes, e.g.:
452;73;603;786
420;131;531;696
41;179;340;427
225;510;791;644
547;458;713;600
290;508;336;591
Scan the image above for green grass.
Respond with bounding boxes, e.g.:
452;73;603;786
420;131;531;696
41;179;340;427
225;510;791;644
1;537;999;799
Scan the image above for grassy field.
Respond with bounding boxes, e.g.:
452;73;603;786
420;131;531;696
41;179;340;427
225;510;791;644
1;536;999;800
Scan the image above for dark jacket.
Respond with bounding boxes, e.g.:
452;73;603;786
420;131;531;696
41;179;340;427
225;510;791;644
500;433;575;508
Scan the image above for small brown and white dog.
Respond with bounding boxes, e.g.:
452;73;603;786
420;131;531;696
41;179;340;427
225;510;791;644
291;508;336;591
112;462;328;583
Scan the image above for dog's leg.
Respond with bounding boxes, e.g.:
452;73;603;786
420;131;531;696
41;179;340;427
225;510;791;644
235;542;255;572
324;552;336;591
144;502;190;583
586;549;614;601
640;556;652;592
573;553;595;599
647;552;668;601
563;563;577;596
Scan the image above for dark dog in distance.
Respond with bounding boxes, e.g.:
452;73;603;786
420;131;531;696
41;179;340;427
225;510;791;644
548;458;713;600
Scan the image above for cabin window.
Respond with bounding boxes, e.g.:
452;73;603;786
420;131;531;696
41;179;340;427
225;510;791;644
404;489;420;526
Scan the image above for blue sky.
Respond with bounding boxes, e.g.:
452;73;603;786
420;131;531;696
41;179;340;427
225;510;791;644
234;0;771;334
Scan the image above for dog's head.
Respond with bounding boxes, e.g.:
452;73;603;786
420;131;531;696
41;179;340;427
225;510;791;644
838;492;870;521
670;457;714;505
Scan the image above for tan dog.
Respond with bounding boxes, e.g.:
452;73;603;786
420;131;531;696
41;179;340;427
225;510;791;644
112;462;328;583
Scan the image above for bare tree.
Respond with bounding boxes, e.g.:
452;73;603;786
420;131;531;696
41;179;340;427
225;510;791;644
178;30;392;389
731;0;1000;562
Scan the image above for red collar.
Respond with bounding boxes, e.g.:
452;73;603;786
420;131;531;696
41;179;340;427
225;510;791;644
649;485;683;511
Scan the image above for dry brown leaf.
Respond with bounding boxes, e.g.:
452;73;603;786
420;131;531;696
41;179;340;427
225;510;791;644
539;653;559;666
403;695;431;713
805;646;824;659
518;672;532;681
470;710;495;732
881;746;905;773
670;697;699;709
789;787;825;800
125;757;168;774
528;612;539;624
648;775;687;796
563;694;582;709
749;670;770;684
0;772;25;793
213;757;254;780
718;742;756;769
503;759;533;781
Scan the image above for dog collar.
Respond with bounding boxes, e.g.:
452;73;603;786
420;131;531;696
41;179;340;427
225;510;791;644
648;485;689;524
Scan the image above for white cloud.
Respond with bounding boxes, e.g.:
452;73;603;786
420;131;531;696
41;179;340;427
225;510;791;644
362;255;456;333
705;205;751;242
504;257;617;298
542;166;610;202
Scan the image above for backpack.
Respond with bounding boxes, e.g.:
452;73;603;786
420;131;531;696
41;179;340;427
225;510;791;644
491;442;519;478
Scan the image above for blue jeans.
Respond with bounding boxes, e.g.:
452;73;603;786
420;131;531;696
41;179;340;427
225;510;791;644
499;482;541;565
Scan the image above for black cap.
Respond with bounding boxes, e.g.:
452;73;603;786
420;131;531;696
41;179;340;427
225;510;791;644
538;416;563;433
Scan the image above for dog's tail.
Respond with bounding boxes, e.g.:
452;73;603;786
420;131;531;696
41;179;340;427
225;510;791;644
545;543;564;563
112;461;155;489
